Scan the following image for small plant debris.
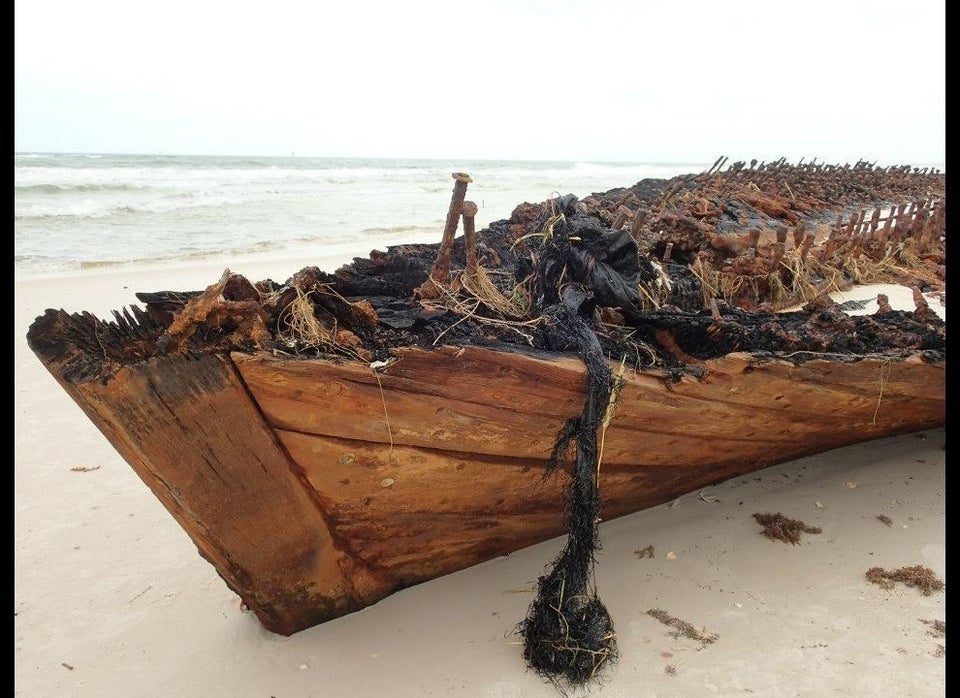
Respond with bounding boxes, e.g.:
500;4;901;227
635;545;655;559
865;566;945;595
664;664;678;676
647;608;718;646
69;465;101;473
876;514;893;526
920;620;945;658
752;512;822;544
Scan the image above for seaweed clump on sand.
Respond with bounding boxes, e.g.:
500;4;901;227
753;512;822;544
865;565;945;595
647;608;719;647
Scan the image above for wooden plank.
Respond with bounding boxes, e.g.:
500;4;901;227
235;348;944;469
606;353;944;464
233;348;585;460
279;430;762;584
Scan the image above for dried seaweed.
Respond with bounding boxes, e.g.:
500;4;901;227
921;618;945;638
647;608;718;646
865;566;945;595
752;512;822;544
634;545;655;559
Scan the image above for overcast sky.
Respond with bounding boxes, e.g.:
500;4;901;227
15;0;945;165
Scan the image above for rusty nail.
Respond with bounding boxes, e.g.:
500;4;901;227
710;298;722;321
611;206;627;231
662;242;674;263
461;200;479;274
431;172;473;286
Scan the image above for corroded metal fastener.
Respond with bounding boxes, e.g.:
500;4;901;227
876;293;893;314
431;173;473;285
769;225;787;270
709;298;723;321
611;206;628;231
630;208;647;236
911;286;933;321
662;241;674;263
461;200;479;274
798;230;816;263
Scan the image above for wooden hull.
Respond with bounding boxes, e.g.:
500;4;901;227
36;341;944;635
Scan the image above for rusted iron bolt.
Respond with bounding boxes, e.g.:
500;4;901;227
432;173;473;285
461;200;479;274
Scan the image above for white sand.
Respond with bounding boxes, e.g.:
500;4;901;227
15;259;945;697
781;283;946;320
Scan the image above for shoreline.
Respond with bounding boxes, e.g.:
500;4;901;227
13;244;378;286
15;248;372;325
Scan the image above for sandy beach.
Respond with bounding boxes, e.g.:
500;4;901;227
15;257;945;697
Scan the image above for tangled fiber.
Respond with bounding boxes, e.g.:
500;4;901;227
519;201;631;687
519;285;617;686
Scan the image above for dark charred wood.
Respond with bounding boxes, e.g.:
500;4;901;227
31;158;944;383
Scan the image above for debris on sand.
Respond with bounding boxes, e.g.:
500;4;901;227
647;608;718;647
865;565;945;595
876;514;894;526
920;619;945;657
752;512;822;544
635;545;656;559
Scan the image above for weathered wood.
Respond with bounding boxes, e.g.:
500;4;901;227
34;352;393;635
280;430;759;583
235;348;943;471
226;345;942;607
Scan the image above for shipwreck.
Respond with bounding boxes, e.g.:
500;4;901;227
27;157;945;685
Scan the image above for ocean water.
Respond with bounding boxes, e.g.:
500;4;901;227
14;153;709;279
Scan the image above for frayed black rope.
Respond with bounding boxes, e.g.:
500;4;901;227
519;284;617;689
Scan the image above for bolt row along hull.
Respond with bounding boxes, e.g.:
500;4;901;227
30;332;944;635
